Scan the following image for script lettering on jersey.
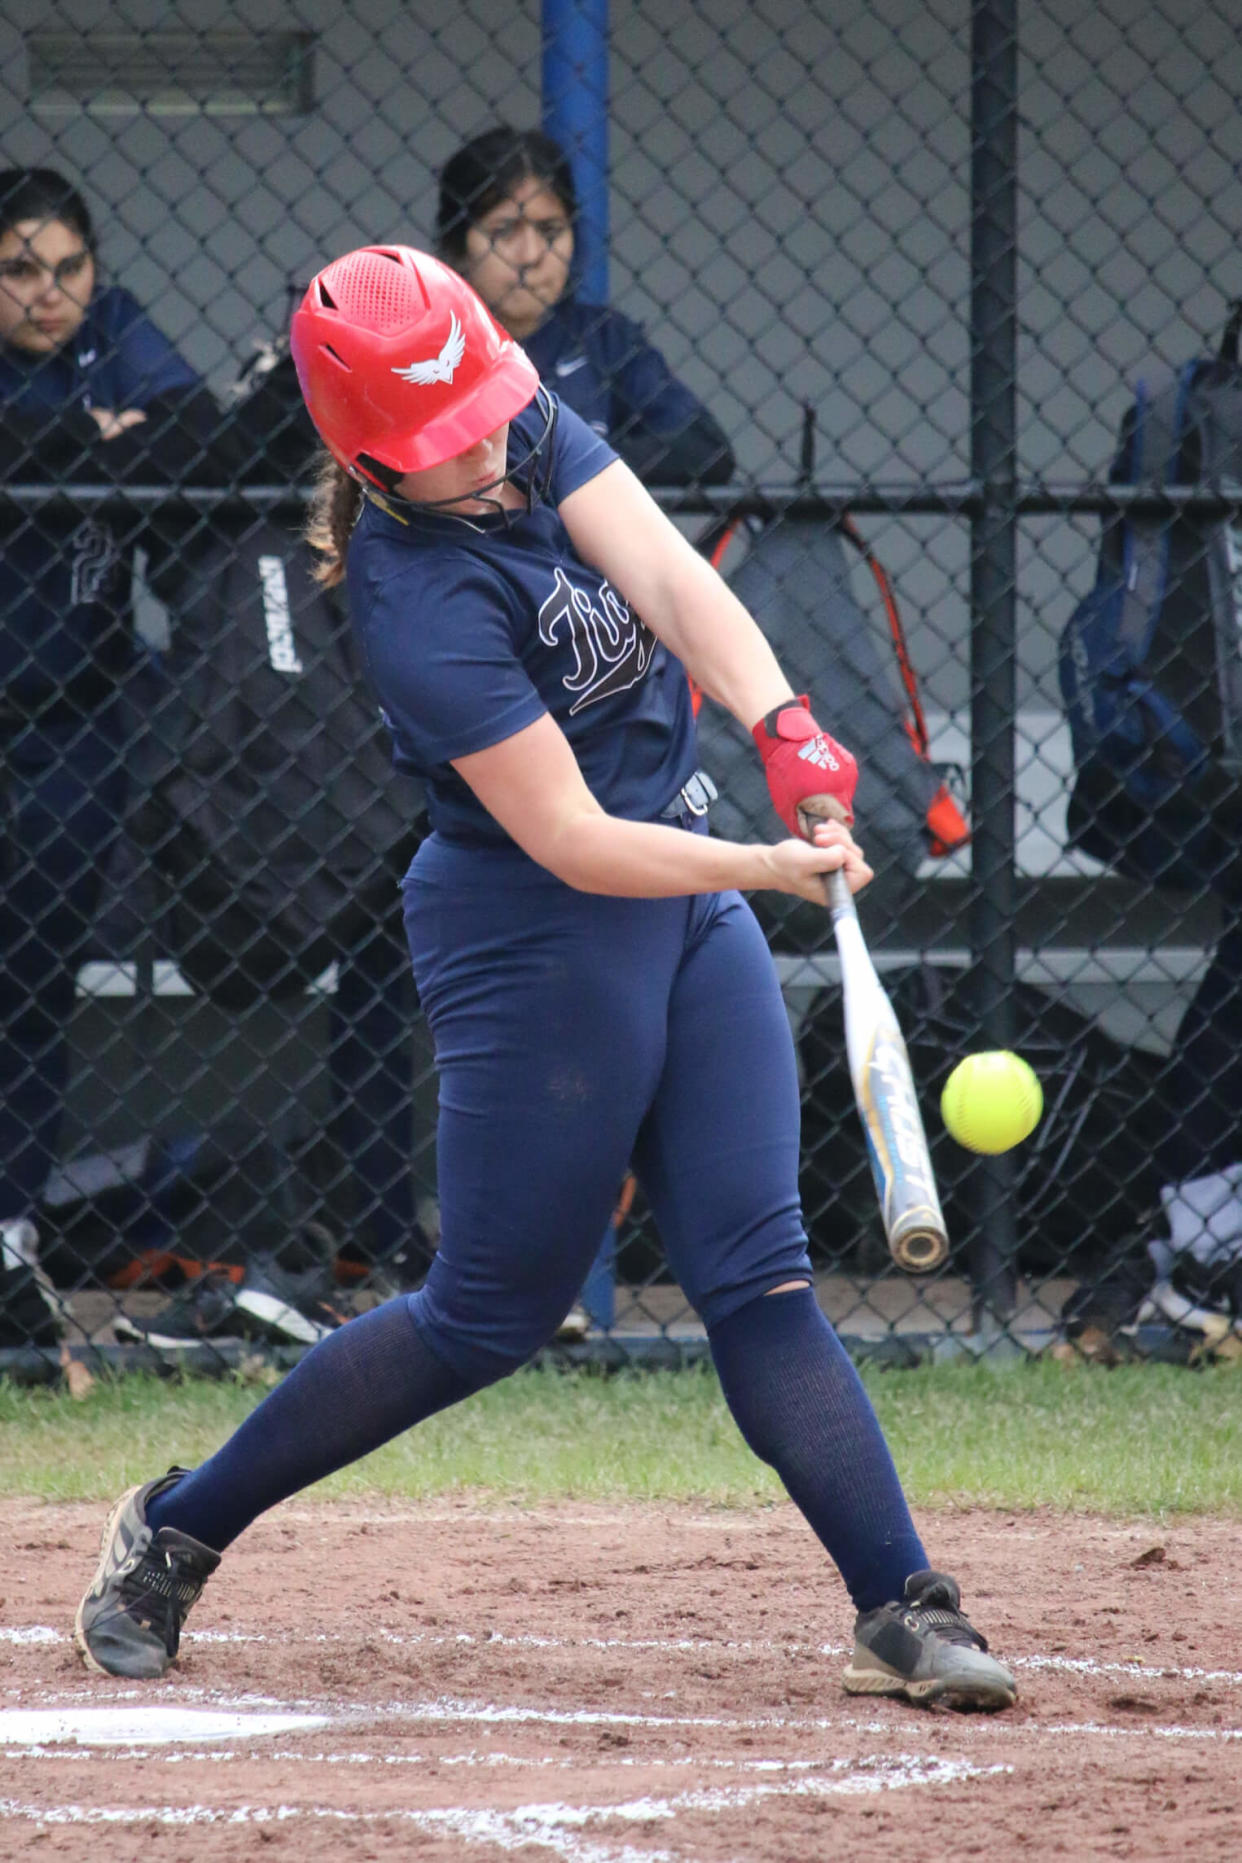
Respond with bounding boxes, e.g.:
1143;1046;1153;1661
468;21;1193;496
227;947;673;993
537;567;655;714
257;554;304;673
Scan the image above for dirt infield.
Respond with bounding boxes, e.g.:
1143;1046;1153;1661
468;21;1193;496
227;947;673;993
3;1498;1242;1860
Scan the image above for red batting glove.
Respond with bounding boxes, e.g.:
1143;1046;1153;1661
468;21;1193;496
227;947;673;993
751;694;858;834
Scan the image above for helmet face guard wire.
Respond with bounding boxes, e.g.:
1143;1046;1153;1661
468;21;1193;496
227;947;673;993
365;387;558;525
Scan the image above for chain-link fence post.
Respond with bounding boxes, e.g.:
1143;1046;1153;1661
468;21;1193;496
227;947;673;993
968;0;1019;1330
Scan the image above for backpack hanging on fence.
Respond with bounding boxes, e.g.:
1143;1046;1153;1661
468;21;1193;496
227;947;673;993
1058;302;1242;869
132;517;423;1006
688;516;968;938
692;409;970;867
835;512;970;858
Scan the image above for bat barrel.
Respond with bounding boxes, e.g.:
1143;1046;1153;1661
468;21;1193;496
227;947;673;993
818;845;949;1277
890;1217;949;1274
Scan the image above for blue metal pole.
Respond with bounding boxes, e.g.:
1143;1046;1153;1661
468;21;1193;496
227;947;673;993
543;0;613;1327
541;0;609;302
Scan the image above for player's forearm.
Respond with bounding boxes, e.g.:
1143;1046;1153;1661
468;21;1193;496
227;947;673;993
538;811;779;898
657;557;796;727
454;713;816;898
562;466;794;729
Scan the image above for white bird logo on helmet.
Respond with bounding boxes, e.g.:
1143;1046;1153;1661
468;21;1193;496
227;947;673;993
391;314;466;386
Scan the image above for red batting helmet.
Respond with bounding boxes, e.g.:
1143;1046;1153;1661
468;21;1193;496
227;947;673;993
289;244;539;485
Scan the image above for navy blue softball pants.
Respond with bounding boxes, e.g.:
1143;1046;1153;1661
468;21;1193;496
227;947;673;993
402;828;814;1382
147;821;930;1603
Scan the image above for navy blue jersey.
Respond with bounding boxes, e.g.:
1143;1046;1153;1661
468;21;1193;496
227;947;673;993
0;286;203;714
523;299;734;486
348;397;700;847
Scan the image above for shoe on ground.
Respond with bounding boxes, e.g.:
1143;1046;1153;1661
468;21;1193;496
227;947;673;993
0;1219;64;1348
842;1568;1017;1711
555;1303;591;1341
74;1469;219;1679
115;1256;345;1351
232;1254;346;1345
113;1270;244;1350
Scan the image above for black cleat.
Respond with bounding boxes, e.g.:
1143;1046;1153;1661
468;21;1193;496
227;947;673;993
115;1258;344;1352
74;1470;219;1679
232;1255;345;1346
113;1272;244;1351
842;1568;1017;1711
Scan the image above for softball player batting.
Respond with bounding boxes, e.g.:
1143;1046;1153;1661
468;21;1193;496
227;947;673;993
75;245;1015;1713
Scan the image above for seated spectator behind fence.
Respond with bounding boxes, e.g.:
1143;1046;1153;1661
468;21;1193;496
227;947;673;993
435;126;736;487
435;126;941;929
108;328;433;1361
0;167;230;1352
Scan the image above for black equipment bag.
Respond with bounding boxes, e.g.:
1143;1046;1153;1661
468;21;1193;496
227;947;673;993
797;963;1169;1274
132;516;422;1005
36;1113;334;1287
1060;303;1242;883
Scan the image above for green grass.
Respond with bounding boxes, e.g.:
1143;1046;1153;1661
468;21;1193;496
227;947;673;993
2;1358;1240;1517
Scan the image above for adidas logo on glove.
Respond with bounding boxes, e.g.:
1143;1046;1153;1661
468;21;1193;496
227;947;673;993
796;737;842;772
751;694;858;835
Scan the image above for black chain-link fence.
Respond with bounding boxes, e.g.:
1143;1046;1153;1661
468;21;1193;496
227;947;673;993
2;0;1240;1375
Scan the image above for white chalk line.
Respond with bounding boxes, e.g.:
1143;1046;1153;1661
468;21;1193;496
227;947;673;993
4;1685;1242;1754
0;1757;1011;1862
8;1712;1242;1768
1;1664;1236;1863
0;1707;330;1749
6;1620;1242;1688
6;1688;896;1736
0;1746;893;1771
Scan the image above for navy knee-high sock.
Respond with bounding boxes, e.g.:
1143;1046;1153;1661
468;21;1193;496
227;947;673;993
707;1287;927;1612
145;1297;485;1552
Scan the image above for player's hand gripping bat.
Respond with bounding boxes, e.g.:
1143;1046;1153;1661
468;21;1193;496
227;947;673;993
799;796;949;1274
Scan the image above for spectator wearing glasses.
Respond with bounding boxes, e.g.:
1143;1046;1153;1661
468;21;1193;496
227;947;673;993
0;166;230;1350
